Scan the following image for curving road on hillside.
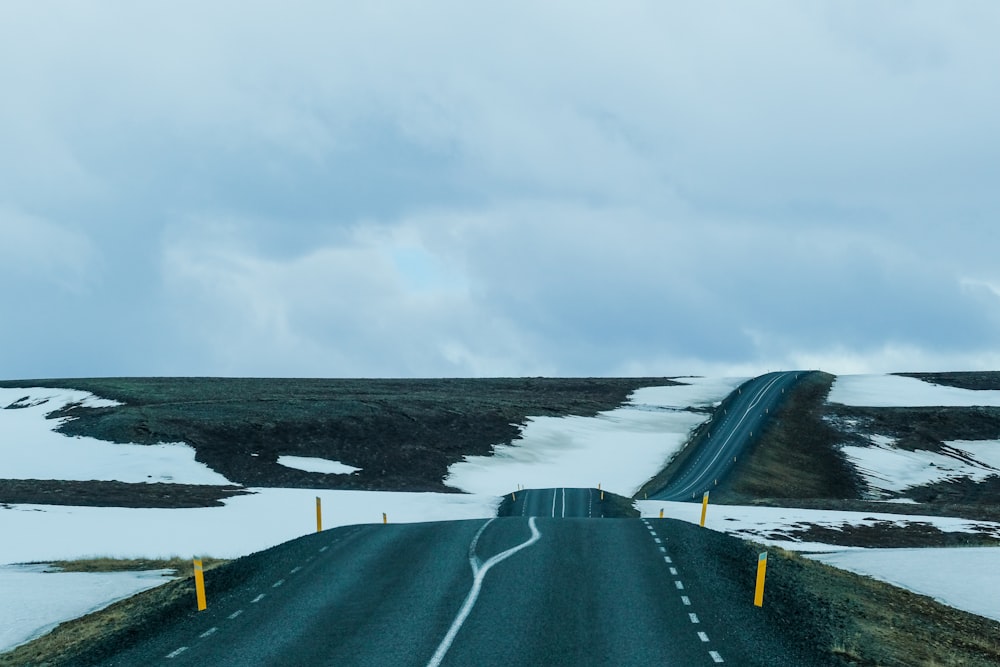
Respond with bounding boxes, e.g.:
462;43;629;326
649;371;811;502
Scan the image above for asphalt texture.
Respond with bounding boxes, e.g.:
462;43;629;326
96;490;835;666
651;371;807;501
503;487;601;518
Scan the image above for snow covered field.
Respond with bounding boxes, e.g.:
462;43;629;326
0;565;174;652
0;388;232;485
842;438;1000;496
828;374;1000;407
445;377;745;496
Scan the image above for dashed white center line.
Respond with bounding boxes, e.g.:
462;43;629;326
654;538;662;544
689;613;700;624
320;546;328;552
669;567;678;575
681;596;691;606
674;580;685;590
290;566;302;574
166;647;188;659
659;546;667;553
698;632;710;642
228;610;243;620
251;594;266;604
663;556;672;563
710;649;725;663
199;627;218;639
272;579;285;588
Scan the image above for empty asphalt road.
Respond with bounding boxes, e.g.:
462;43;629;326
650;371;809;501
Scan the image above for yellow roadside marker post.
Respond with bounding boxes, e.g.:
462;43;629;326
511;492;516;501
699;491;710;527
316;496;323;533
193;558;207;611
754;552;768;607
659;508;664;519
382;512;387;524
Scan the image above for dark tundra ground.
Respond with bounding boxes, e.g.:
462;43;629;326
0;376;681;504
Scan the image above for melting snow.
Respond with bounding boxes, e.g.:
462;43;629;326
0;565;174;653
0;388;233;485
277;456;361;475
444;377;746;497
828;374;1000;407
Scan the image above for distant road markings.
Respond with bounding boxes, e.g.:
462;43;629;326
290;566;302;574
251;594;266;604
426;517;542;667
319;546;329;552
669;567;678;575
199;627;217;639
654;538;662;544
659;546;667;553
272;579;285;588
698;632;710;642
166;647;188;659
681;596;691;606
664;556;672;563
689;613;700;624
675;580;685;590
561;488;566;517
228;610;243;620
710;650;725;663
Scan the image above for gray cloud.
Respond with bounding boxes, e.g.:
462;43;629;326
2;2;999;378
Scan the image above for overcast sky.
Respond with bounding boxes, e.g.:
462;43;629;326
2;2;999;379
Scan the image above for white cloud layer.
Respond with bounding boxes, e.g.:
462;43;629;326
2;2;999;377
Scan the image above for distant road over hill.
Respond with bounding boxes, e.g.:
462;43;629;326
649;371;810;501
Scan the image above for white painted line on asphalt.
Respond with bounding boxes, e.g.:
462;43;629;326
710;650;725;663
698;632;709;642
654;538;662;544
320;546;328;552
290;566;302;574
659;546;667;553
199;627;218;639
674;580;685;590
228;610;243;620
272;579;285;588
561;488;566;518
551;489;558;517
681;596;691;606
670;567;678;575
166;647;189;659
251;594;265;604
427;517;543;667
664;556;672;563
689;613;700;624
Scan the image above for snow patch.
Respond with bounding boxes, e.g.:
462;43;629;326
444;377;746;497
277;456;361;475
0;565;173;653
0;388;233;485
810;548;1000;623
829;374;1000;407
842;440;1000;496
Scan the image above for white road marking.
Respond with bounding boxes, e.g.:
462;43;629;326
664;556;672;564
710;650;725;663
228;610;243;620
561;488;566;517
669;567;678;575
290;566;302;574
426;517;542;667
551;489;558;517
659;546;667;553
272;579;285;588
319;546;328;552
166;647;189;658
681;596;691;606
251;594;265;603
199;627;218;638
689;613;700;624
698;632;710;642
654;538;662;544
674;580;685;590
